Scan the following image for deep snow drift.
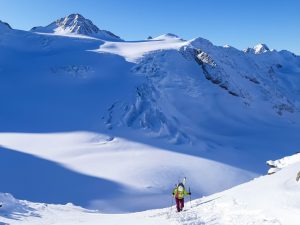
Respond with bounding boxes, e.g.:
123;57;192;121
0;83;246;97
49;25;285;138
1;153;300;225
1;13;300;213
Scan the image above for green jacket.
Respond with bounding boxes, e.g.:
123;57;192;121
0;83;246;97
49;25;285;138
173;186;190;199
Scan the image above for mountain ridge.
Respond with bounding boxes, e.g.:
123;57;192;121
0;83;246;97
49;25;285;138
30;13;122;41
0;20;12;30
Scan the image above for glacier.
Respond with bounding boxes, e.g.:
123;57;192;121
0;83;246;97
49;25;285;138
0;14;300;215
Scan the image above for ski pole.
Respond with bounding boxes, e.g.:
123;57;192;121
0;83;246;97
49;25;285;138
170;183;177;215
189;187;192;208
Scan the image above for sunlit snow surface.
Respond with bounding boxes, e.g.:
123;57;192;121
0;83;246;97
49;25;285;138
1;19;300;214
1;153;300;225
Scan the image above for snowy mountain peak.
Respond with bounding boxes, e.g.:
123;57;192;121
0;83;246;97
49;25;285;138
0;20;12;30
153;33;181;40
53;13;99;35
244;43;271;54
254;43;270;54
31;13;122;41
188;37;214;51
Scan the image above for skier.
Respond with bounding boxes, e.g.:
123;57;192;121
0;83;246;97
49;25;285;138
172;182;191;212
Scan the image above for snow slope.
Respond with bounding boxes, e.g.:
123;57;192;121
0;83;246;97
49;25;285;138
0;132;255;212
1;154;300;225
0;20;198;213
98;35;186;62
1;14;300;213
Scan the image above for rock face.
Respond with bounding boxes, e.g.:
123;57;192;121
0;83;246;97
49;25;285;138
267;153;300;175
31;13;122;41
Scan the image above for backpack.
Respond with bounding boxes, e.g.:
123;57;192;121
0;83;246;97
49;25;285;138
178;182;185;189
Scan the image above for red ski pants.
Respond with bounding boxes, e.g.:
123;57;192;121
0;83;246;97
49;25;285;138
175;198;184;212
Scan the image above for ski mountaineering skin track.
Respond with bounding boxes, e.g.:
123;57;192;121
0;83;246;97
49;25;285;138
1;155;299;225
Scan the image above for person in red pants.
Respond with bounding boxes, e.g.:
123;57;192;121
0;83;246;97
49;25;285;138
172;183;191;212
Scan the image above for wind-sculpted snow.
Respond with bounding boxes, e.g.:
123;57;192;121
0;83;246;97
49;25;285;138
267;153;300;174
0;193;30;215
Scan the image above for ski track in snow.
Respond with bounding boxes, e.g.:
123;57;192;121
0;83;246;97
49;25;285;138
1;155;300;225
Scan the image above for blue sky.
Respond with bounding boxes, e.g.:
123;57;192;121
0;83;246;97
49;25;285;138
0;0;299;54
